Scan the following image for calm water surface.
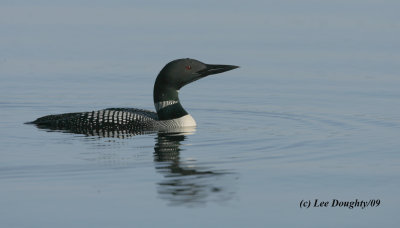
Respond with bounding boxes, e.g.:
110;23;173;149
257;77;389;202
1;1;400;227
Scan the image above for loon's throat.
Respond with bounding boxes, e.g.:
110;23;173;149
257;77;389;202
155;101;188;120
153;85;188;120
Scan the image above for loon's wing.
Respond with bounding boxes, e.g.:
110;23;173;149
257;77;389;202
29;108;159;135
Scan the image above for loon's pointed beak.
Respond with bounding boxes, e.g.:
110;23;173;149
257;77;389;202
197;64;239;77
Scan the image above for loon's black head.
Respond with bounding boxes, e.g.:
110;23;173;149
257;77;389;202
155;58;239;90
153;58;238;120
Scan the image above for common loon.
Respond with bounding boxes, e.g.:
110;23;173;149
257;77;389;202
28;58;238;134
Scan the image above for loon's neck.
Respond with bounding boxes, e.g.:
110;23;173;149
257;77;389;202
153;83;189;121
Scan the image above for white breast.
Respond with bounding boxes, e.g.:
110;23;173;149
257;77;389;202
157;114;197;129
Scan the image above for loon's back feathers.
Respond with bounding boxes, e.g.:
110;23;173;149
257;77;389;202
28;58;238;135
31;108;158;131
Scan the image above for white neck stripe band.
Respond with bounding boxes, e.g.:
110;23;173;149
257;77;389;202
154;100;178;111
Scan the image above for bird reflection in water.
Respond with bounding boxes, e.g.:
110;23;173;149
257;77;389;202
154;129;235;207
32;125;236;207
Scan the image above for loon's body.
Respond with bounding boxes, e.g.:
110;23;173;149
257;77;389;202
29;58;238;134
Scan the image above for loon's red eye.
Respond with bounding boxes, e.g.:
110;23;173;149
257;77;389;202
185;65;192;70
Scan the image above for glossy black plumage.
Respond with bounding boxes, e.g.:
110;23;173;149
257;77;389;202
28;58;238;135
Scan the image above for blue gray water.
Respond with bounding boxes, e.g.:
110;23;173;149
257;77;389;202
1;1;399;227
